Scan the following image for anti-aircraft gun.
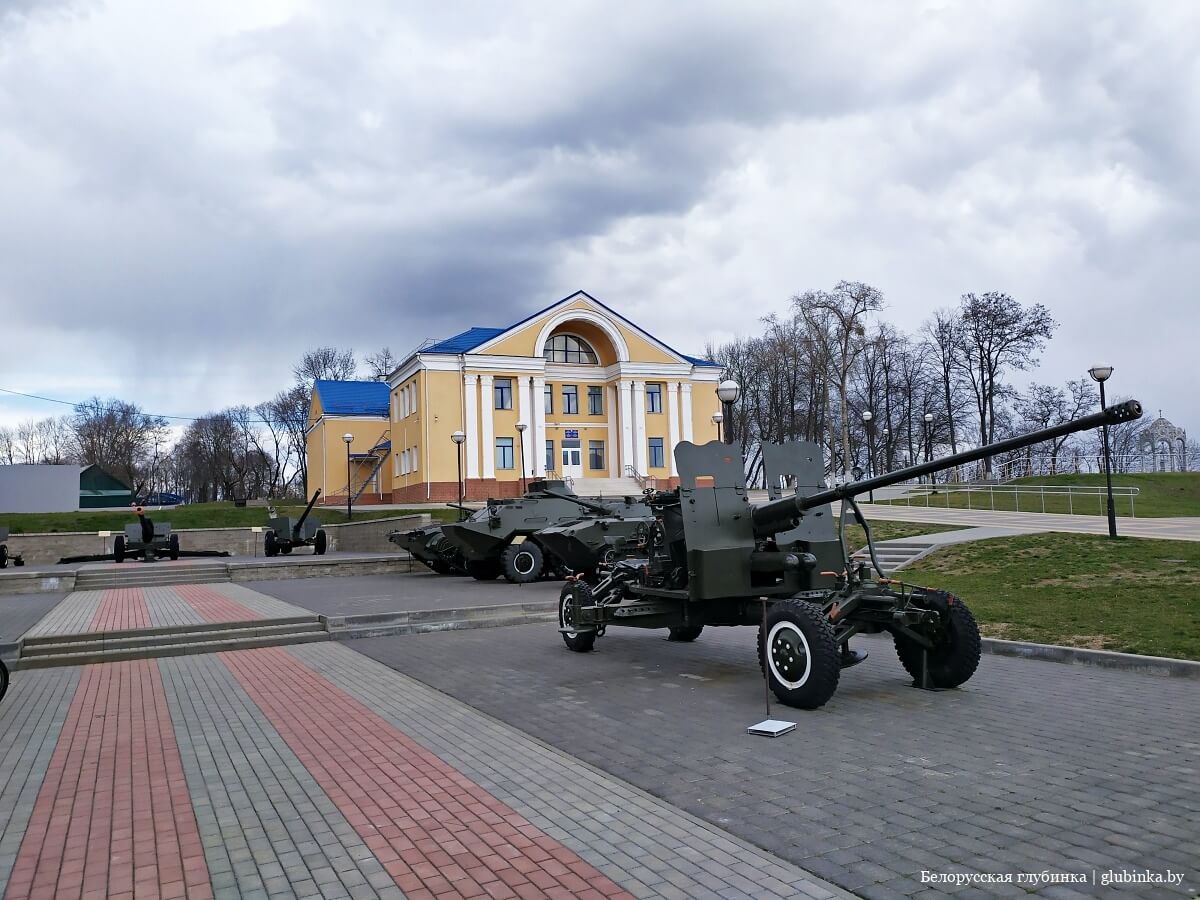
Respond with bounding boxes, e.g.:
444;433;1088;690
0;527;26;569
440;479;652;583
557;400;1144;709
264;490;328;556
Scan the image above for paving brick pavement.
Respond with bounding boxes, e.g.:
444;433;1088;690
349;623;1199;898
22;591;106;638
88;587;151;633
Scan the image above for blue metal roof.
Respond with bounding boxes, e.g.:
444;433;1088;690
682;353;722;368
313;380;389;416
423;327;507;354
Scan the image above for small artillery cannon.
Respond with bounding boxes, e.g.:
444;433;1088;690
0;527;25;569
264;490;328;556
115;506;178;562
440;481;653;583
557;400;1144;709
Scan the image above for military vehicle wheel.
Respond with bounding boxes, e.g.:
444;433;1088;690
0;545;7;569
0;658;8;704
558;582;596;652
313;529;328;555
168;534;180;561
264;532;278;557
467;559;502;581
502;542;543;583
667;626;703;642
893;591;981;689
429;560;452;575
114;535;126;564
758;600;840;710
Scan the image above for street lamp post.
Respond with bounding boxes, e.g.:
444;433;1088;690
881;428;890;473
341;433;354;521
1088;365;1118;539
923;413;934;488
711;412;724;443
515;423;528;494
861;411;875;502
716;380;741;446
451;431;466;520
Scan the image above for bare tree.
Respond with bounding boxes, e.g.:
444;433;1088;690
293;347;357;384
1014;380;1097;474
268;384;311;494
0;426;14;465
921;309;964;453
955;292;1057;475
364;347;398;381
70;398;170;495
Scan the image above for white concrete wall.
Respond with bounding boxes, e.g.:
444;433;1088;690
0;465;81;513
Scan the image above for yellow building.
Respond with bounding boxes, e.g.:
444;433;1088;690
308;291;724;503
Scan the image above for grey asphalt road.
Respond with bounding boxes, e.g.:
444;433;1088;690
0;592;68;652
349;622;1198;899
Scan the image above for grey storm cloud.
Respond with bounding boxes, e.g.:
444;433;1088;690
0;0;1197;432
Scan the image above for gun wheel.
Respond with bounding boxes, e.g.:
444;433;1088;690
168;534;180;561
893;590;981;688
113;535;126;564
757;600;840;709
0;545;7;569
0;658;8;705
313;529;328;555
667;626;704;642
559;582;596;652
502;542;543;583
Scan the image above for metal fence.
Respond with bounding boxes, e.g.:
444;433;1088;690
869;482;1141;516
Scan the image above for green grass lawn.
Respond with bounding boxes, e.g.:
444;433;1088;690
838;519;963;549
1;502;455;534
874;471;1200;518
901;532;1200;660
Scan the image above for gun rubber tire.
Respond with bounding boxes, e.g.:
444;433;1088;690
313;529;328;555
114;535;126;564
667;625;704;642
0;658;8;705
757;599;840;709
466;559;502;581
558;582;596;653
893;590;981;689
502;542;543;583
168;534;180;561
0;545;6;569
264;532;278;557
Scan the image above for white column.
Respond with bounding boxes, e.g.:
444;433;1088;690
607;384;619;476
632;380;646;476
480;375;495;479
533;375;546;477
619;380;634;476
681;382;694;443
666;382;681;476
463;374;480;480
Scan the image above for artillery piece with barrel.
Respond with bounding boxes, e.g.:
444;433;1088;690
264;490;329;556
557;400;1143;709
115;505;179;562
0;527;25;569
439;479;652;583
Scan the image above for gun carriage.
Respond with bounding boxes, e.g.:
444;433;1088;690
0;527;25;569
264;490;329;556
115;506;179;562
556;400;1143;709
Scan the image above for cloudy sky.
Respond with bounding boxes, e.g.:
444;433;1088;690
1;0;1196;434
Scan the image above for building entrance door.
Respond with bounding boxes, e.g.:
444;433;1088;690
560;438;583;479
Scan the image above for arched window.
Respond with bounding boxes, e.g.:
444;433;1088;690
543;333;598;364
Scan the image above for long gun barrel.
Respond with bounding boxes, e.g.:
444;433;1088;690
752;399;1143;536
541;489;623;517
293;489;323;537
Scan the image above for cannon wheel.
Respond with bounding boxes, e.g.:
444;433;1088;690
168;534;180;561
114;535;126;564
264;532;278;557
313;529;328;555
0;658;8;704
893;591;981;689
667;625;704;642
0;544;7;569
558;582;596;653
757;599;840;710
466;559;502;581
502;542;543;583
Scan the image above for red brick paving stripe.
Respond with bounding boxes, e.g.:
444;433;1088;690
3;660;213;900
87;588;151;633
173;584;263;624
221;648;634;900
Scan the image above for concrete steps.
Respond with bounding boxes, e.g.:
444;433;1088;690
851;541;937;574
74;563;230;591
575;477;644;497
15;615;328;669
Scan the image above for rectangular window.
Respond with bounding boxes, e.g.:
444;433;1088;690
545;439;555;473
588;440;605;470
408;384;417;416
648;437;665;468
646;383;663;414
544;383;553;414
411;446;418;472
494;378;513;410
562;384;579;415
587;385;603;415
496;437;514;470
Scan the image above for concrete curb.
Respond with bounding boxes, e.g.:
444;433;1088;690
325;600;559;641
981;637;1200;678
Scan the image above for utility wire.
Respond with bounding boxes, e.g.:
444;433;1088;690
0;386;279;425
